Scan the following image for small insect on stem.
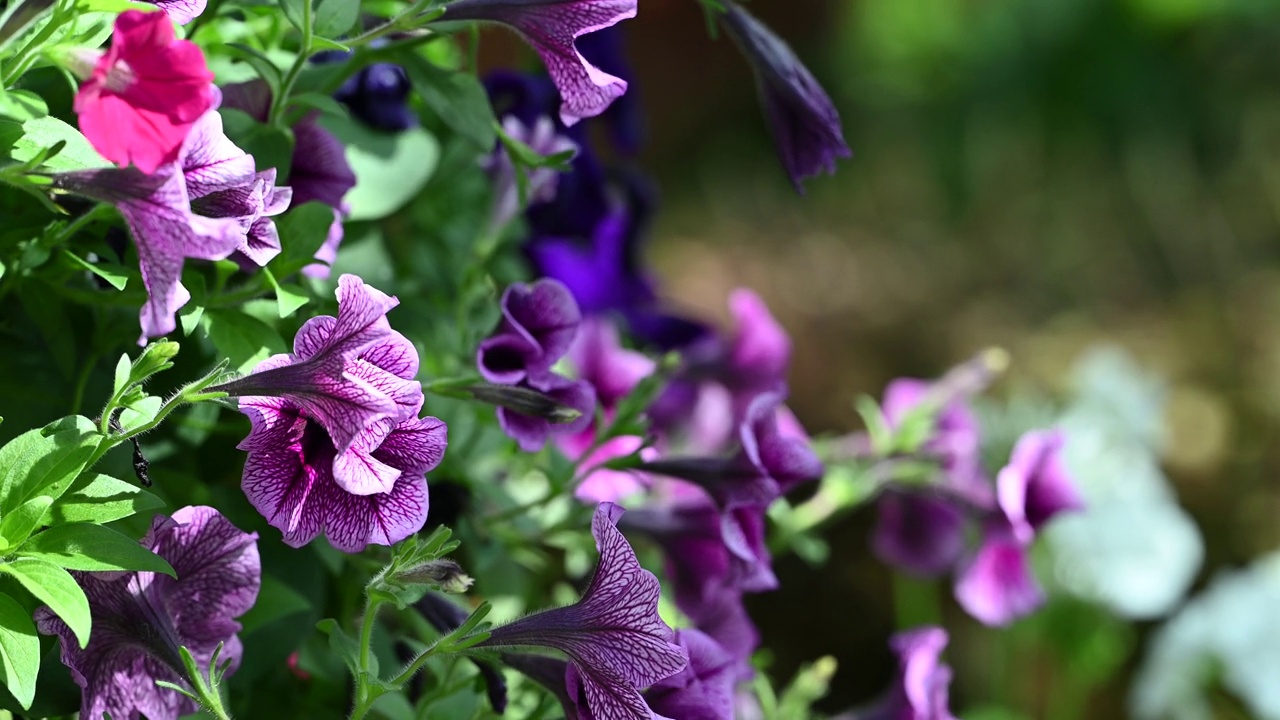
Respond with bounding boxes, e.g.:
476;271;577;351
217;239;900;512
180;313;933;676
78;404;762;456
109;412;153;487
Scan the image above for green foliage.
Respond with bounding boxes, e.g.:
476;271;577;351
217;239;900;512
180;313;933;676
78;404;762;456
18;523;175;576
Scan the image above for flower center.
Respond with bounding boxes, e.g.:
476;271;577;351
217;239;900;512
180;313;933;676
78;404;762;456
103;60;137;93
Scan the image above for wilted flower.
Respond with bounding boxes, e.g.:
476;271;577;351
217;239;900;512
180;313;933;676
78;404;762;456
478;503;687;719
481;375;597;452
644;630;737;720
856;626;957;720
53;108;290;342
445;0;638;125
71;11;215;174
36;507;260;720
719;1;850;192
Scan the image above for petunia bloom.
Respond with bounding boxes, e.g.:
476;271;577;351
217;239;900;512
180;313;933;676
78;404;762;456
644;630;737;720
36;507;259;720
857;626;957;720
478;503;687;719
484;114;579;231
953;521;1044;627
142;0;207;24
73;10;216;174
53;108;290;343
872;491;968;578
719;1;850;192
497;374;597;452
444;0;638;125
213;275;413;457
478;278;582;385
997;429;1084;545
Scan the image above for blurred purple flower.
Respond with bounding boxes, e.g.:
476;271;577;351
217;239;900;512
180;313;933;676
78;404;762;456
53;108;290;343
998;429;1083;544
881;378;985;494
872;492;967;578
337;62;416;132
857;626;957;720
479;503;687;719
953;521;1043;627
447;0;638;125
484;114;579;231
569;317;654;409
644;630;737;720
720;1;851;192
497;374;597;452
214;275;414;456
36;507;259;720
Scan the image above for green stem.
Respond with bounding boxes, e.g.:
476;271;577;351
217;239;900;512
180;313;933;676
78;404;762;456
344;0;436;47
349;596;387;720
270;0;314;126
1;0;70;86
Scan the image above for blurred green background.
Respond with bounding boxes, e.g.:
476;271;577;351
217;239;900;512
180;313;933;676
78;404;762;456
554;0;1280;716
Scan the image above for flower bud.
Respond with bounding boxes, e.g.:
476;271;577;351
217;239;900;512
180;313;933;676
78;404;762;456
468;383;584;424
395;559;474;594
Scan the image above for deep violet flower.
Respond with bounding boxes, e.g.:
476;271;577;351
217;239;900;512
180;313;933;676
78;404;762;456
53;108;291;342
478;278;582;385
857;626;957;720
477;503;687;720
336;62;416;132
719;1;850;192
445;0;638;125
35;507;260;720
484;114;579;231
644;630;737;720
73;11;216;174
997;429;1084;545
871;491;967;578
213;275;413;457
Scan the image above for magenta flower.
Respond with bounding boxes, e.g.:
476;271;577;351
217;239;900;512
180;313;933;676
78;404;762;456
644;630;737;720
478;503;687;719
881;378;985;493
722;289;790;396
214;275;414;457
953;522;1043;627
53;108;290;343
478;278;582;385
444;0;637;125
569;317;655;408
719;1;850;192
35;507;259;720
997;429;1083;544
73;11;215;174
859;626;957;720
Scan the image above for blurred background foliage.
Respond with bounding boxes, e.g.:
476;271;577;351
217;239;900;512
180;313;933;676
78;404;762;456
483;0;1280;716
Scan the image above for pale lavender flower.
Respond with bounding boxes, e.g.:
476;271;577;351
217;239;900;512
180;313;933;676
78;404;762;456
213;275;414;457
53;108;291;343
236;322;446;552
644;630;737;720
857;626;957;720
478;503;687;720
443;0;637;125
36;507;259;720
998;429;1083;544
485;114;579;230
478;278;582;385
144;0;206;24
719;0;850;192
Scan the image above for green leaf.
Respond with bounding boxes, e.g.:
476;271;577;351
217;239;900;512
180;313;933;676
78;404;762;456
49;473;163;525
0;559;89;649
59;249;128;290
309;36;350;52
0;416;99;513
268;201;336;278
0;496;51;550
262;268;310;318
316;619;365;676
0;593;39;709
117;395;162;433
112;354;131;397
313;0;359;39
18;523;175;577
0;0;54;56
239;575;311;634
0;116;107;171
320;115;439;221
279;0;308;33
202;309;287;373
0;90;46;121
401;55;496;150
225;45;284;98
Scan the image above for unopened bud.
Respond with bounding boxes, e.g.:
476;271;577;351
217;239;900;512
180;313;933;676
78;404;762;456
468;384;583;423
395;559;473;594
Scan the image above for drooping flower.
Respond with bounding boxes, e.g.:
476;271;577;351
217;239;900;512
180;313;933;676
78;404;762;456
445;0;638;125
478;279;582;385
644;630;737;720
484;114;579;230
857;626;957;720
478;503;687;719
36;507;260;720
997;429;1084;544
53;108;291;342
872;491;968;578
953;521;1043;627
718;1;850;192
212;275;412;456
72;10;216;174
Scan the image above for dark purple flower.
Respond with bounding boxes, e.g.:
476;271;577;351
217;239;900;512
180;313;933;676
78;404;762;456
478;278;582;385
644;630;737;720
36;507;259;720
446;0;638;125
872;491;967;578
719;1;851;192
335;62;416;132
528;209;658;317
214;274;414;457
478;503;687;719
235;318;446;552
997;429;1083;544
952;521;1043;627
498;373;597;452
53;108;291;343
857;626;957;720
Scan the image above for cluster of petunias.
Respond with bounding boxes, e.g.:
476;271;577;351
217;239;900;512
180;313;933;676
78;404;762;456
870;377;1084;626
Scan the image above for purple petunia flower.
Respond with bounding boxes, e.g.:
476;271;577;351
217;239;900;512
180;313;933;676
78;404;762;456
335;61;416;132
497;373;597;452
478;278;582;385
997;429;1084;545
484;114;579;231
231;288;446;552
142;0;206;24
446;0;638;125
953;521;1043;627
53;106;291;343
857;626;957;720
213;275;413;457
36;507;260;720
872;491;968;578
478;503;687;719
644;630;737;720
881;379;985;493
719;1;851;192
